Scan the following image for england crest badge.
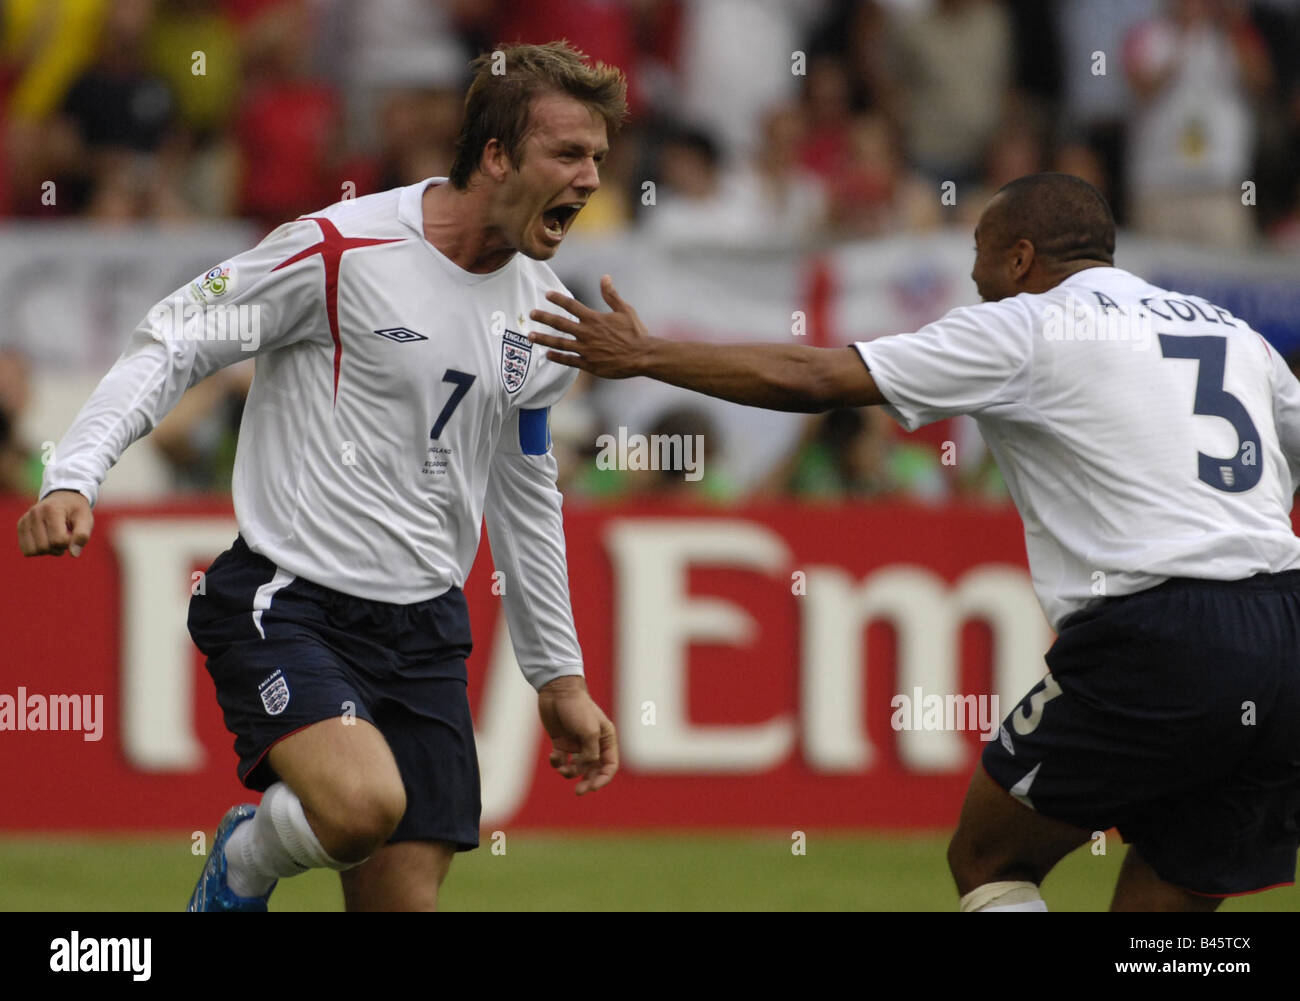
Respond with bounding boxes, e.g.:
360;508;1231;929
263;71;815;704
258;669;290;716
501;329;532;394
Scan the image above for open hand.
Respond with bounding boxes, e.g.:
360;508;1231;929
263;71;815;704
537;675;619;795
529;275;651;379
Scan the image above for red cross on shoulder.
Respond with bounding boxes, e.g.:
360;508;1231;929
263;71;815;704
273;217;403;403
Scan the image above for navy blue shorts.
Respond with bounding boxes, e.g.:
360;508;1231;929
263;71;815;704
187;536;480;851
982;571;1300;897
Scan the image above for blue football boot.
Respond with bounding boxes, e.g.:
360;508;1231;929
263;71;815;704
187;804;276;912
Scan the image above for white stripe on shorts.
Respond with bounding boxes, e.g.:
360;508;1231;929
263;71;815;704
251;568;296;640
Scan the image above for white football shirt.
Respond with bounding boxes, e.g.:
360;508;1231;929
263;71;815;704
856;266;1300;629
42;179;585;688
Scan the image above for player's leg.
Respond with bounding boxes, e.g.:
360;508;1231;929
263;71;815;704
1109;845;1221;912
947;763;1092;910
328;585;482;911
251;587;480;912
339;840;457;912
263;715;407;861
217;716;407;901
188;539;405;909
962;574;1300;911
342;676;482;909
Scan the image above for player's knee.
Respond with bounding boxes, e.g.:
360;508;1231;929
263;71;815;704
947;827;1033;893
317;781;407;863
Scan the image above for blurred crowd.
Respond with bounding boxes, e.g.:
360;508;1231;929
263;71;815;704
5;0;1299;243
2;0;1299;503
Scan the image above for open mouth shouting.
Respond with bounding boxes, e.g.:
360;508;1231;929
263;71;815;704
540;201;584;244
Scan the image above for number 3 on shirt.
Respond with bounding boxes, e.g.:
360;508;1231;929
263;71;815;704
430;369;475;439
1158;335;1261;493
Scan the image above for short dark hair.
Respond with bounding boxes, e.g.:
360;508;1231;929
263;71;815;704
988;172;1115;267
448;41;628;190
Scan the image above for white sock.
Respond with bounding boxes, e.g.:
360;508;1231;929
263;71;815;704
224;782;357;898
959;880;1048;912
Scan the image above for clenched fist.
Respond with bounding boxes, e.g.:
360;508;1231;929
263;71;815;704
17;489;93;557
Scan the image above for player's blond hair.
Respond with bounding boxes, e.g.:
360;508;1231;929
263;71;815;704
448;40;628;189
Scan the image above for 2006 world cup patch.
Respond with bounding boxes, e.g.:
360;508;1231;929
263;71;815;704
188;262;236;304
501;329;532;393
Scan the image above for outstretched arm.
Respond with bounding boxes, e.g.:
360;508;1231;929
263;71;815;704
18;219;328;558
529;275;886;413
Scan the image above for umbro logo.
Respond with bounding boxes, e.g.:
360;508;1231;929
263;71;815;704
373;327;428;343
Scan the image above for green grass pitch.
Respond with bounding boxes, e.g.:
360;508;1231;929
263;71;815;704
1;832;1297;911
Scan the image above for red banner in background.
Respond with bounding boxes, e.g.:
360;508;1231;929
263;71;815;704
1;497;1059;833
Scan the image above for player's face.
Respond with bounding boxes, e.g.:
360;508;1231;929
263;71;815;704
498;93;608;260
970;206;1013;302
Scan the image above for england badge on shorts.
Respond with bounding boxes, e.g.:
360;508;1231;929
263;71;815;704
501;329;532;394
258;669;290;716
